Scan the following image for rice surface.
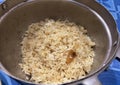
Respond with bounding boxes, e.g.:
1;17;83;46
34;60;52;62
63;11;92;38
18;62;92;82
19;19;95;84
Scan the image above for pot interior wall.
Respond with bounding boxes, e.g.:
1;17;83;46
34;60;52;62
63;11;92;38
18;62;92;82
0;0;111;81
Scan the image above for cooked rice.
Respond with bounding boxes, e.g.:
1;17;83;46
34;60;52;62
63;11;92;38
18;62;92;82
19;19;95;84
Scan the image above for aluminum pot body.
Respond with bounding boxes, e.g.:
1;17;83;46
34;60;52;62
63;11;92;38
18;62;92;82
0;0;119;85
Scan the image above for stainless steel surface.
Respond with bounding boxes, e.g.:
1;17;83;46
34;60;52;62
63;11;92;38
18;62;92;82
0;0;27;17
116;47;120;58
0;0;119;85
116;36;120;58
82;76;101;85
0;80;1;85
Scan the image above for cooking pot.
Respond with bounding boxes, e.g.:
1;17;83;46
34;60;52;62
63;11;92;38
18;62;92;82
0;0;119;85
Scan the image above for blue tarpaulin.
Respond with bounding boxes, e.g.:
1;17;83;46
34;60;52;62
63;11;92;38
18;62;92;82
0;0;5;4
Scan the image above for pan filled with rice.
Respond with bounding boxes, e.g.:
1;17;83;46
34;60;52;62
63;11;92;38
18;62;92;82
0;0;119;85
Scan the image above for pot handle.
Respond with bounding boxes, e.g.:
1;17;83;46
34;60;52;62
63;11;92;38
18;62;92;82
81;76;102;85
68;76;102;85
116;35;120;59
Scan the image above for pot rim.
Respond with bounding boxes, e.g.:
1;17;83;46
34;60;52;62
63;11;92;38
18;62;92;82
0;0;119;84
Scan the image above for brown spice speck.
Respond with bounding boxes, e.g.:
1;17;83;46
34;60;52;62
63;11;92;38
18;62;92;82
66;49;77;64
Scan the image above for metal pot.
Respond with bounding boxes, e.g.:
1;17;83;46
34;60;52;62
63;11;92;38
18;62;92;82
0;0;119;85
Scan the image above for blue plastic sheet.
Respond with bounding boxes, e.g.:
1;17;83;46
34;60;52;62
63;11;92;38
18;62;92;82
0;70;20;85
0;0;5;4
